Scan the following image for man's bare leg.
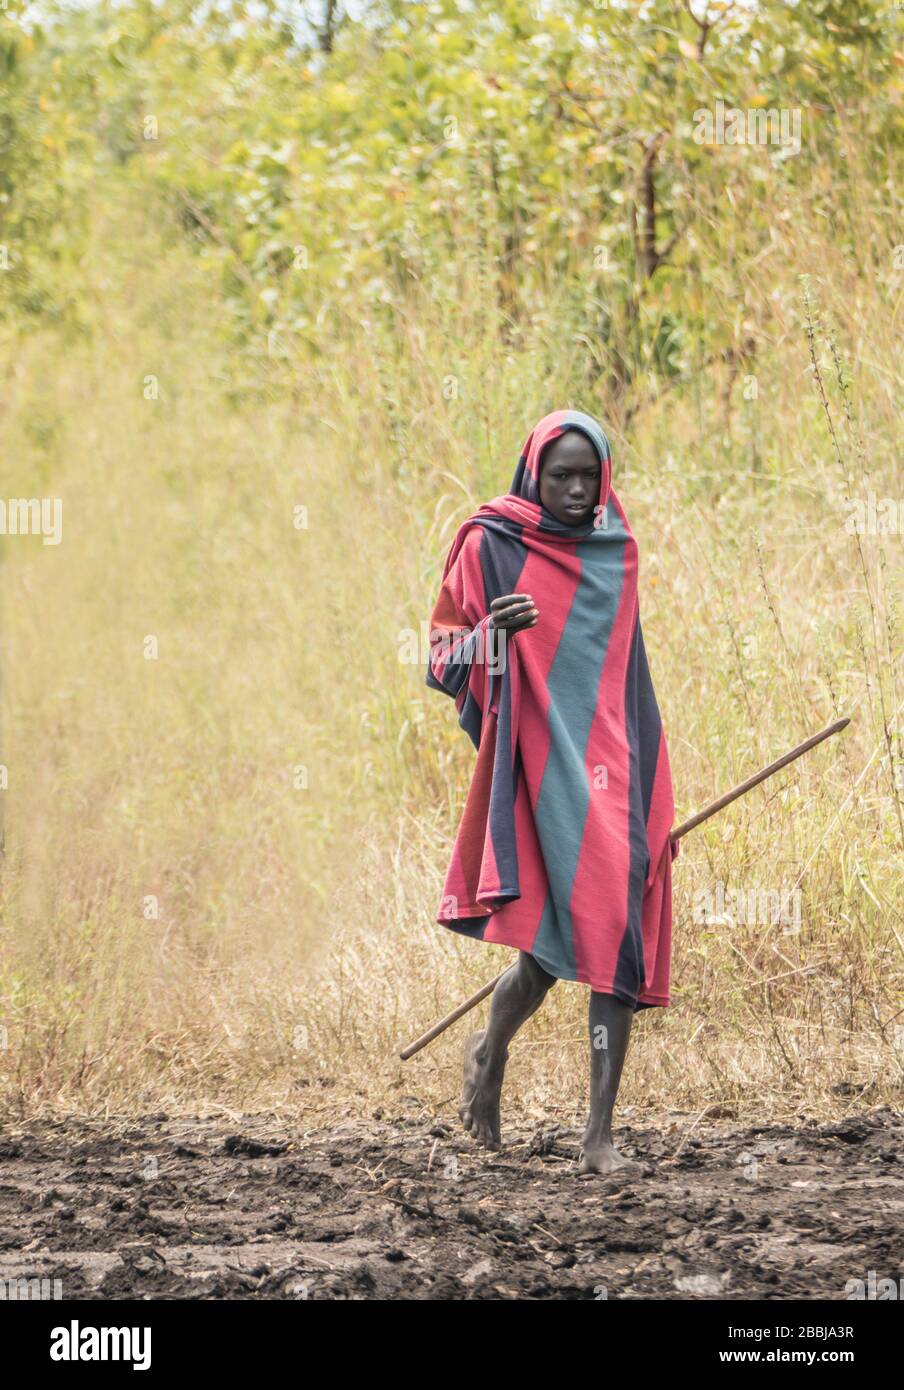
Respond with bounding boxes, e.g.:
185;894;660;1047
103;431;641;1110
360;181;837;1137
580;991;643;1175
460;952;556;1149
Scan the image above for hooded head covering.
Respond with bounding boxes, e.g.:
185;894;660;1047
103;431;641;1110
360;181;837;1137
510;408;612;519
469;408;614;541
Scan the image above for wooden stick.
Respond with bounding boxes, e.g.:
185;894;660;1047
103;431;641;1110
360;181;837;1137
670;716;850;839
399;716;850;1060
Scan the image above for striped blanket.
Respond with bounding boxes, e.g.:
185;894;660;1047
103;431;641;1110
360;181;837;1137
426;410;676;1008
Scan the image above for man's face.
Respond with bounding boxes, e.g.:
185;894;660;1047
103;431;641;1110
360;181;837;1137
538;431;601;526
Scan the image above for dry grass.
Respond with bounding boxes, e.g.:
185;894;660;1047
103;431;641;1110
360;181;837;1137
0;181;901;1126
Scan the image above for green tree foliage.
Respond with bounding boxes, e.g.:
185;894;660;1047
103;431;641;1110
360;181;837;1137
2;0;901;391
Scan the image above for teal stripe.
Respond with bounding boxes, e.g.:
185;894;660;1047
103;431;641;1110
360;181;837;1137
530;504;627;978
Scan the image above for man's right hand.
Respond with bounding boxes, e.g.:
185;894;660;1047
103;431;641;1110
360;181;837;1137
489;593;539;632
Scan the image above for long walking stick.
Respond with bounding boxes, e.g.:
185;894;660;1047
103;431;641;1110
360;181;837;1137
400;716;850;1060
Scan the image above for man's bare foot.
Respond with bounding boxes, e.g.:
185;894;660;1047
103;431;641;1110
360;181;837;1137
459;1029;506;1150
579;1135;644;1177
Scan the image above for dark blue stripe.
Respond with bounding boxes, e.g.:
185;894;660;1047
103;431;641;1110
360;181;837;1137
613;615;652;1005
633;620;662;823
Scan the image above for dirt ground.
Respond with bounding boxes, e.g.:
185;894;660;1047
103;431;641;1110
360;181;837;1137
0;1103;900;1300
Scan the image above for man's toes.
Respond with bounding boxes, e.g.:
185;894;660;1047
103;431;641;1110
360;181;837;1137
477;1119;499;1149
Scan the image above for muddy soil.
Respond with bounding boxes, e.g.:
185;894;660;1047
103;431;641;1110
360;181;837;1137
0;1105;900;1300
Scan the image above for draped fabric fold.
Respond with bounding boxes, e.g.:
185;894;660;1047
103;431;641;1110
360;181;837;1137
426;410;677;1009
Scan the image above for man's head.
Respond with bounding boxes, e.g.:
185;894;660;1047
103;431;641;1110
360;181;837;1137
538;429;601;526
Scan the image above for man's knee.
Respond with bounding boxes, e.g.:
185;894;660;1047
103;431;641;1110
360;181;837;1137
520;952;557;995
